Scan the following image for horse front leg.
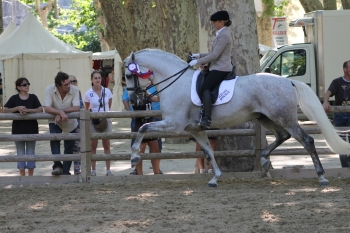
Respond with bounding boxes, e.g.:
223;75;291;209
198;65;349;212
131;120;178;167
191;131;221;187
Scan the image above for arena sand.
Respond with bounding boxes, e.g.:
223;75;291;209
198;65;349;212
0;118;348;232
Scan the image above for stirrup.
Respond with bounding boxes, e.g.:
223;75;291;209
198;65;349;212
198;115;211;129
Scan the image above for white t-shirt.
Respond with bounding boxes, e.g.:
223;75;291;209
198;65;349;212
84;87;113;112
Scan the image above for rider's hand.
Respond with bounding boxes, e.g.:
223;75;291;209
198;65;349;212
189;60;198;66
191;53;200;59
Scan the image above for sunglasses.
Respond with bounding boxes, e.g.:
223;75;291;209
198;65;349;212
62;82;71;87
70;80;77;83
19;83;30;87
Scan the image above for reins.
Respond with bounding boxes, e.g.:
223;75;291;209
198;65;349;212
144;65;190;100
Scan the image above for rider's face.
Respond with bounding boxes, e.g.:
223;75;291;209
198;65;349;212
212;20;224;31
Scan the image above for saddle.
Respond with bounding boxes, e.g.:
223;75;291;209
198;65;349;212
196;66;236;103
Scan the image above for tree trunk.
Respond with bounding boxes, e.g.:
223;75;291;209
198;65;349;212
341;0;350;9
299;0;323;12
256;2;272;47
99;0;199;60
36;0;52;28
197;0;260;172
323;0;337;9
0;0;3;34
53;0;59;19
93;0;110;52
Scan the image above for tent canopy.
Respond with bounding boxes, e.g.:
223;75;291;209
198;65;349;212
92;50;122;62
0;21;16;44
0;13;90;60
0;13;93;109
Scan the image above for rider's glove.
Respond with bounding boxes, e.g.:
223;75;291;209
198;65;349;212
191;53;200;59
189;60;198;66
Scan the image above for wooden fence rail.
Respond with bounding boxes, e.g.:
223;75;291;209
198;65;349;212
0;106;349;184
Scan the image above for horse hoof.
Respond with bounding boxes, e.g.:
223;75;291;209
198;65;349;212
262;160;271;172
208;183;218;188
131;157;141;167
319;179;329;186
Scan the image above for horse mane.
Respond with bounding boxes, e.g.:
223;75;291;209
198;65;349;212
135;48;187;65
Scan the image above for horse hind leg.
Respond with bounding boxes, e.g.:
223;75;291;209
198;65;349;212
257;116;291;172
191;131;221;187
289;126;329;186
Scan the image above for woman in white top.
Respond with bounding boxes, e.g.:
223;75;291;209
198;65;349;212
84;71;113;176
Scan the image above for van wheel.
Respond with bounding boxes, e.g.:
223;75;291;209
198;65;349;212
339;154;350;167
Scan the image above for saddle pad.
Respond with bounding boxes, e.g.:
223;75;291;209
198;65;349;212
191;70;238;106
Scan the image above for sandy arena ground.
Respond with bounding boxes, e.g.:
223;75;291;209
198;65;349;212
0;118;349;232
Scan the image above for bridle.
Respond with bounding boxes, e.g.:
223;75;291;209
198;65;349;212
125;62;190;103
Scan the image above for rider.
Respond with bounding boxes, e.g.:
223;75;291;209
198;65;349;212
189;10;233;129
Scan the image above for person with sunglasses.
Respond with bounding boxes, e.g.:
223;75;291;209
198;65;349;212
84;71;113;176
68;75;84;175
3;78;42;176
44;72;81;176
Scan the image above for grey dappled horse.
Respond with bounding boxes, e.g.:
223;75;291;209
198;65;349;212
124;49;350;187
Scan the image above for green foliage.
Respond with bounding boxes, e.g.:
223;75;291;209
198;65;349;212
19;0;101;52
262;0;290;17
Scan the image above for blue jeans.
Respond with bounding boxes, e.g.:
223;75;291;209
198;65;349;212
333;113;350;143
49;123;78;174
333;113;350;128
15;141;36;170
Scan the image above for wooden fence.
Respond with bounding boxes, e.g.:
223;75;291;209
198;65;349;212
0;106;350;184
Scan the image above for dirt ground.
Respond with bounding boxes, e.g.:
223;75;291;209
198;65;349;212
1;178;350;232
0;118;349;232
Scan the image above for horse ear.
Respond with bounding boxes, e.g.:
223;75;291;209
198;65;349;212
130;52;135;62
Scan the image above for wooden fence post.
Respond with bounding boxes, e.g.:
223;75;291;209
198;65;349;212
254;121;267;171
80;109;91;182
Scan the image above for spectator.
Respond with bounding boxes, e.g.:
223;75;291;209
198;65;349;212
84;71;113;176
323;60;350;167
44;71;80;176
4;77;42;176
122;80;163;175
107;66;115;94
68;75;84;175
132;98;161;175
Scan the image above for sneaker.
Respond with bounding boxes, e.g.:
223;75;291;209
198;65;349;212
51;167;63;176
199;169;206;174
91;170;96;176
106;170;113;176
208;169;213;173
129;169;138;175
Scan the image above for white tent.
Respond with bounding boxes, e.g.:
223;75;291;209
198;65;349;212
0;21;16;44
0;13;92;106
92;50;123;111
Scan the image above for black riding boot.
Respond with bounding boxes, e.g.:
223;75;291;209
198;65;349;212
198;90;212;129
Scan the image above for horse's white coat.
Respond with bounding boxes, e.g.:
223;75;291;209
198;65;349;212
124;49;349;186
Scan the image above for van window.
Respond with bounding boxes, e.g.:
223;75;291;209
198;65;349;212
269;49;306;78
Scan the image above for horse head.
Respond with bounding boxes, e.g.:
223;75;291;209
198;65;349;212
124;51;152;106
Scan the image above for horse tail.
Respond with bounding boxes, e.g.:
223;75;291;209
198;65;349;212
292;80;350;154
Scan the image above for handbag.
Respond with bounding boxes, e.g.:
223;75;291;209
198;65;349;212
92;88;108;132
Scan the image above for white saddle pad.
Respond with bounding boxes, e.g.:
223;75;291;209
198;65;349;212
191;70;238;106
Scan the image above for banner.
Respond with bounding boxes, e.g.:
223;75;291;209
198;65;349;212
271;17;288;47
